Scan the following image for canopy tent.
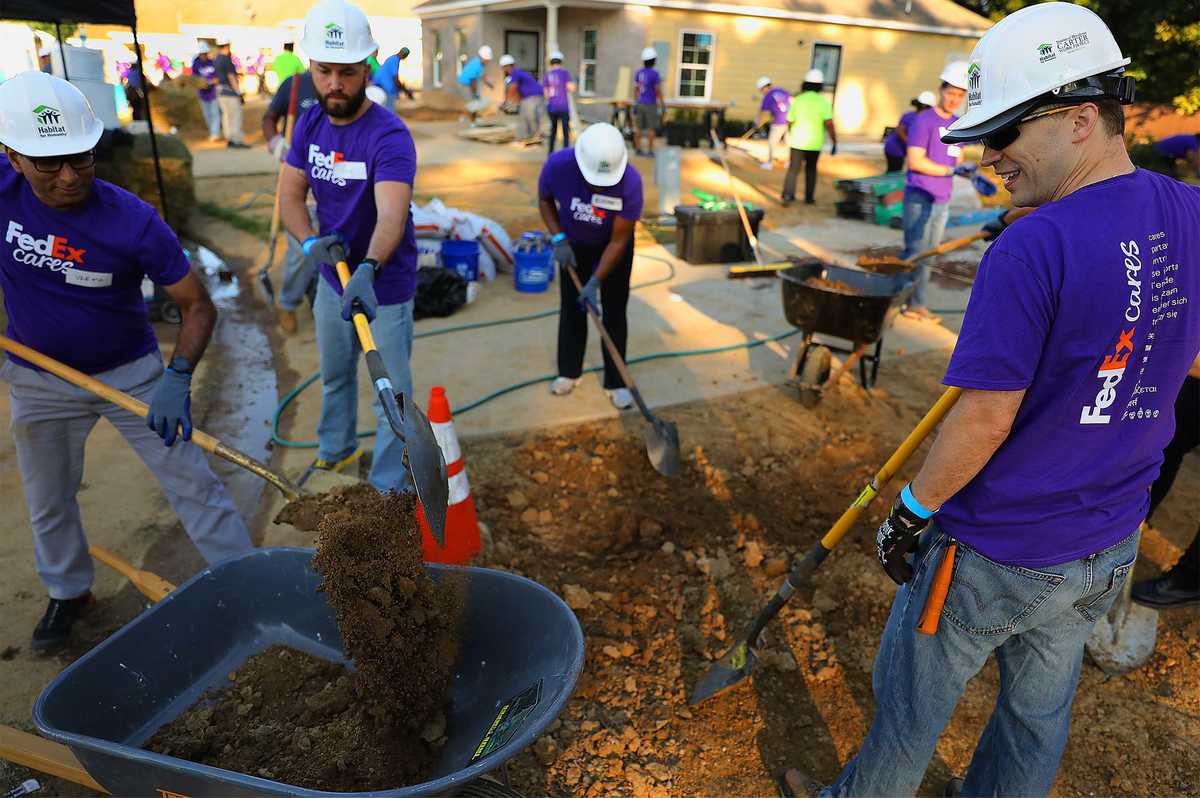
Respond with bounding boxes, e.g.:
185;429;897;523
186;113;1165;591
6;0;170;223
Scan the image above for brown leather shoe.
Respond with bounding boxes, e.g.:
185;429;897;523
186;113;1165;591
278;309;298;335
778;768;825;798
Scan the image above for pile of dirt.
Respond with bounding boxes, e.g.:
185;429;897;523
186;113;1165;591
145;646;445;790
804;276;856;293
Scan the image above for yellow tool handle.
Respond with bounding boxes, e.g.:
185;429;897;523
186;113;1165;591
820;386;962;550
335;260;378;353
89;545;177;602
0;335;304;501
0;725;108;793
906;231;991;266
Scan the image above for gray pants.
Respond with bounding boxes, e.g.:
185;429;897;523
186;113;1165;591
2;353;253;599
519;95;544;140
768;123;789;163
281;204;320;311
217;93;243;144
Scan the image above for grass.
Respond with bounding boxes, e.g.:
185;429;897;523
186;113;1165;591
196;200;272;240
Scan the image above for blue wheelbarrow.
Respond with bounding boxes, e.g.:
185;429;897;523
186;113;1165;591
6;548;583;797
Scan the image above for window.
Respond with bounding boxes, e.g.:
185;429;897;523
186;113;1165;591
580;28;597;95
456;28;468;76
432;30;443;87
676;31;714;99
811;42;842;92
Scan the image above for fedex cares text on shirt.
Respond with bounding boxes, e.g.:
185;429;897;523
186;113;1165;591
569;194;622;226
307;144;367;187
5;220;109;287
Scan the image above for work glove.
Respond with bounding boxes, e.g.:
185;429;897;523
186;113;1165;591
341;261;379;322
830;142;838;156
147;365;193;447
551;233;575;272
267;134;288;162
577;274;601;315
953;163;977;178
982;212;1010;241
301;233;346;269
876;484;934;585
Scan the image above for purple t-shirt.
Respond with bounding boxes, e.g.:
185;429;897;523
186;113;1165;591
1154;134;1199;160
0;160;189;375
286;103;418;304
938;169;1200;567
760;87;791;126
538;148;644;246
192;55;217;102
506;68;543;99
543;67;572;113
904;108;961;203
635;68;660;106
884;110;918;159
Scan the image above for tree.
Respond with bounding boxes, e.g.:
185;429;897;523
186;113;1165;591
952;0;1200;112
24;21;80;39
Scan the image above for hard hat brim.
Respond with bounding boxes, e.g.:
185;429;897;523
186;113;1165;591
2;117;104;158
575;150;627;188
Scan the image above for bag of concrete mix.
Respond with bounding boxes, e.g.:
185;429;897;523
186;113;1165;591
411;199;453;239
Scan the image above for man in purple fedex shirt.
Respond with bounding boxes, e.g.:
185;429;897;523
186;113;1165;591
781;5;1200;797
0;72;252;652
542;51;574;153
539;123;643;410
754;76;790;169
501;54;545;142
280;0;420;492
191;45;222;140
632;48;663;157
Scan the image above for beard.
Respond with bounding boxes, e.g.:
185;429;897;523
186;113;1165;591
319;84;368;119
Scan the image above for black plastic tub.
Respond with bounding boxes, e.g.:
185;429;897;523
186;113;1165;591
780;259;913;344
33;548;584;797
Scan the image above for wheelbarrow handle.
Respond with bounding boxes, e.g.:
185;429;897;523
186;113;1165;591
0;335;305;502
333;259;407;440
0;725;107;793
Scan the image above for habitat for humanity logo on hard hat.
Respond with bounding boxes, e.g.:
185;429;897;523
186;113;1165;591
967;62;982;108
1037;43;1056;63
32;104;67;138
324;22;345;50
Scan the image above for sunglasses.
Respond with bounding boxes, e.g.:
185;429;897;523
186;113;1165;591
981;105;1074;151
27;150;96;174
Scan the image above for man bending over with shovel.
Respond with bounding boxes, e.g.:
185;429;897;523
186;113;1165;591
279;0;420;491
780;4;1200;796
0;72;253;653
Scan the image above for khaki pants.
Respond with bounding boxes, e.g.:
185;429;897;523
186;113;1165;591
217;93;243;144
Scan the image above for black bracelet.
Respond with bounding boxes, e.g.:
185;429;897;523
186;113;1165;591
363;257;381;275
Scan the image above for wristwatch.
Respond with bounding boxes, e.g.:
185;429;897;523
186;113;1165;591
168;356;194;375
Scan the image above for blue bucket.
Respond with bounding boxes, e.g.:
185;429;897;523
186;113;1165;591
513;236;553;294
441;239;480;282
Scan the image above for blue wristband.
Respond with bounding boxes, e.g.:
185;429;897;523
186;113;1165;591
301;235;318;255
551;232;567;244
900;483;935;519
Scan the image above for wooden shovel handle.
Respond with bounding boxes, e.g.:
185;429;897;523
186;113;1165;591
89;545;176;602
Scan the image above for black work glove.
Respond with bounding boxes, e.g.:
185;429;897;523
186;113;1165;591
876;484;934;585
830;142;838;156
982;212;1009;242
341;261;379;322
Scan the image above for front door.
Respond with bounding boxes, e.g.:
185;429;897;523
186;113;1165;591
504;29;540;78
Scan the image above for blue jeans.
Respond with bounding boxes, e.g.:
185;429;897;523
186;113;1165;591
199;97;221;138
900;187;949;309
313;277;415;493
825;524;1139;797
280;205;320;311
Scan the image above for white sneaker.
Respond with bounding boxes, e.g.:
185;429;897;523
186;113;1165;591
549;377;579;396
607;388;634;410
760;161;774;170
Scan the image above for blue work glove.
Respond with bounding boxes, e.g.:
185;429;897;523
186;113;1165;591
972;174;998;197
577;274;601;315
301;232;346;268
876;483;934;585
147;365;193;447
341;261;379;321
982;212;1009;241
953;163;977;178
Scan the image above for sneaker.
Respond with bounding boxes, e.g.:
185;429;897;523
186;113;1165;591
607;388;634;410
549;376;579;396
32;593;94;653
1131;571;1200;608
314;449;363;473
760;161;774;171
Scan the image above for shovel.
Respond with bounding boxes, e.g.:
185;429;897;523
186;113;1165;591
0;334;305;503
857;230;991;274
690;387;962;704
249;73;301;305
563;262;681;477
332;257;449;543
1085;523;1159;675
708;129;793;277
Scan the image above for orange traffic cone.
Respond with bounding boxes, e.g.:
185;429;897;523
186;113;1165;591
418;386;481;564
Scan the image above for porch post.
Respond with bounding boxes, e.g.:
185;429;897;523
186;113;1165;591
545;0;559;54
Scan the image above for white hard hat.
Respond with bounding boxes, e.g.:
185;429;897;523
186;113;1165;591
575;122;628;187
641;47;657;61
917;90;938;107
499;54;515;67
945;2;1133;143
365;85;387;104
804;68;824;84
756;76;772;90
0;71;104;158
940;61;969;90
549;50;564;63
300;0;378;64
215;38;230;47
478;45;493;60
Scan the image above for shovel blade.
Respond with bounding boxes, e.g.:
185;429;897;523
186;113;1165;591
645;418;681;477
401;395;449;547
1085;577;1159;675
690;638;758;705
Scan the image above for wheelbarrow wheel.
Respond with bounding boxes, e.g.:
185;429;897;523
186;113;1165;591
160;301;183;325
796;345;832;408
456;774;526;797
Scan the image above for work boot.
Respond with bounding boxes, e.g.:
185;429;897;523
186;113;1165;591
1132;567;1200;608
278;309;298;335
32;593;94;653
777;768;824;798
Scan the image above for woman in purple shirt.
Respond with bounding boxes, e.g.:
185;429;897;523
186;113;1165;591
542;51;575;153
882;90;935;172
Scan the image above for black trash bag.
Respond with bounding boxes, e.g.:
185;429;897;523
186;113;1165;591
414;267;469;320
